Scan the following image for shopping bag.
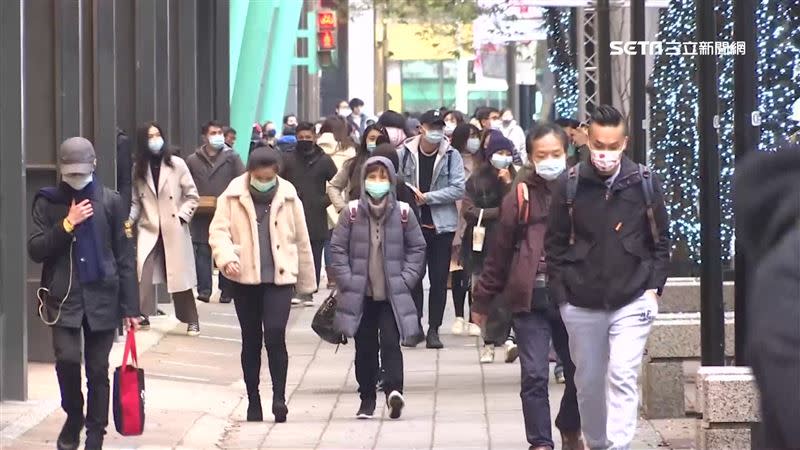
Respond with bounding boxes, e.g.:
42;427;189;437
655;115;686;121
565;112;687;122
113;328;145;436
312;289;347;345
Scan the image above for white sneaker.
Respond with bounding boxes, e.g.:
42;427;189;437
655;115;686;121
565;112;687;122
466;322;482;337
291;297;302;306
479;345;495;364
504;340;519;363
450;317;466;335
303;298;315;307
387;391;405;419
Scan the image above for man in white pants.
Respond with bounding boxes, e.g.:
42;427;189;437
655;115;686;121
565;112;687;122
545;104;671;450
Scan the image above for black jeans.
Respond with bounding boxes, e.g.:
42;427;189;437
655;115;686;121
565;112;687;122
355;300;403;400
194;241;231;298
513;309;580;448
52;319;116;438
412;229;454;330
233;283;293;399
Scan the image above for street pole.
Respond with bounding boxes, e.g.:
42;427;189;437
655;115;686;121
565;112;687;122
506;42;517;118
697;0;725;366
630;0;646;164
732;0;759;366
596;0;613;105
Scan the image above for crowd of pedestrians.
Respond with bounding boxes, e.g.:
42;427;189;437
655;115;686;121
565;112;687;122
29;100;675;450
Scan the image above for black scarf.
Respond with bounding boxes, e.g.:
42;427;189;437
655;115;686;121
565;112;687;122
250;183;278;223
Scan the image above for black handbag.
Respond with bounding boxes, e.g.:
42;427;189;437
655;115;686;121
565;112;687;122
311;289;347;345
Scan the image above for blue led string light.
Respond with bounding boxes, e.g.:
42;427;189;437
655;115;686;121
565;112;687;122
544;7;579;119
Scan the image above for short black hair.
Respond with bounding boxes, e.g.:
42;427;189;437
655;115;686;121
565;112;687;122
349;98;364;109
201;120;224;135
283;114;297;125
475;106;499;122
590;104;624;128
372;144;400;174
555;118;580;129
295;121;315;134
223;127;237;135
525;122;569;154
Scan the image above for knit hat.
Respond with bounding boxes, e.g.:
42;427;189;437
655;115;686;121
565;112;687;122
483;131;514;160
247;146;281;171
59;137;96;175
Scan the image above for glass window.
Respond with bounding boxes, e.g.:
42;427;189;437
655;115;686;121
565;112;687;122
401;61;456;113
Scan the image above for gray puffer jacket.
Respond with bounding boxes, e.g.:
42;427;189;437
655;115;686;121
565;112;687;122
329;156;427;347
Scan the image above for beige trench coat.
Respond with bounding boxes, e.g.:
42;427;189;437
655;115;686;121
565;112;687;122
130;155;199;293
208;174;316;295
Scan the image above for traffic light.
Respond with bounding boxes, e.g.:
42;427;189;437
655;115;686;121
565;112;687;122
317;9;336;67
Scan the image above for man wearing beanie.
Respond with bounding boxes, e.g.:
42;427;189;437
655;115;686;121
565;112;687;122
28;137;140;450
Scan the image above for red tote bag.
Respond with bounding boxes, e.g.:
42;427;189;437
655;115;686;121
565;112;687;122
113;328;145;436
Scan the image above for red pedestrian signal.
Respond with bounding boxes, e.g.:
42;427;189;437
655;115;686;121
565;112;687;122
317;10;336;30
318;30;336;51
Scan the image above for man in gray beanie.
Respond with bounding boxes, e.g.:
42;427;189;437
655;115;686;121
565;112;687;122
28;137;140;450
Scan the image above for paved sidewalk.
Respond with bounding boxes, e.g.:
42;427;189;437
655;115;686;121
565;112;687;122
1;288;691;450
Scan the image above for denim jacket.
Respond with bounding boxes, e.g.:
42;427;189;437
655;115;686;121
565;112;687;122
397;136;466;234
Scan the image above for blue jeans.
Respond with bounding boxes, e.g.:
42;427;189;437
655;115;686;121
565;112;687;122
514;309;580;448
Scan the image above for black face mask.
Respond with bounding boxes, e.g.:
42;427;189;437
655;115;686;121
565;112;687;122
267;129;277;138
296;140;315;155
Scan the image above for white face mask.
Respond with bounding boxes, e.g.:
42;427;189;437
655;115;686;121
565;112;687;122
209;134;225;150
63;173;93;191
338;108;352;118
148;137;164;154
444;122;456;135
490;119;503;130
590;149;624;173
490;153;513;170
466;137;481;153
534;157;567;181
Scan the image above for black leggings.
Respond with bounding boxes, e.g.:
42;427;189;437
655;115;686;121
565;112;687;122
451;269;471;318
233;283;293;399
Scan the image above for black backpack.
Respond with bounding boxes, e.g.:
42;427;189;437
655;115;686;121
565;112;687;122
565;162;659;246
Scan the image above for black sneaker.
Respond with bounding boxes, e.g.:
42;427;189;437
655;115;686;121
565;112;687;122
387;391;405;419
187;322;200;336
247;394;263;422
426;329;443;349
356;398;376;419
139;316;151;330
219;296;232;304
272;397;288;423
197;292;211;303
56;415;83;450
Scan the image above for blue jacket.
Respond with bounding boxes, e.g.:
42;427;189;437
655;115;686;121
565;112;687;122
397;136;466;234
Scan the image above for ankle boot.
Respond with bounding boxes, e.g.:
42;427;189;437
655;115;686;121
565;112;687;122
55;362;84;450
247;393;263;422
272;394;288;423
84;432;104;450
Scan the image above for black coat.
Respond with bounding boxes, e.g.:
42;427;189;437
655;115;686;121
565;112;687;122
461;164;514;274
28;183;139;331
734;146;800;449
280;145;338;241
545;156;671;310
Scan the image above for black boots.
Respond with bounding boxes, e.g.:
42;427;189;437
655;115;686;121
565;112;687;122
246;393;263;422
426;328;444;349
272;395;288;423
56;362;84;450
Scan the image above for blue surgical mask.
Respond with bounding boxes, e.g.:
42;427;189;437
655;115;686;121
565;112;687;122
534;157;567;181
424;130;444;145
209;134;225;150
63;173;93;191
148;137;164;154
466;138;481;154
364;180;391;199
250;177;276;193
367;142;377;152
490;153;512;170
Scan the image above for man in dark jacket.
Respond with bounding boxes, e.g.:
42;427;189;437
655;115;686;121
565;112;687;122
187;120;246;303
734;144;800;450
280;121;338;306
545;105;671;450
28;137;140;450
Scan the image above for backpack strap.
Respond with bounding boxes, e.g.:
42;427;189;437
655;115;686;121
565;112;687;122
638;164;660;245
565;163;580;245
401;148;410;174
348;200;359;223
